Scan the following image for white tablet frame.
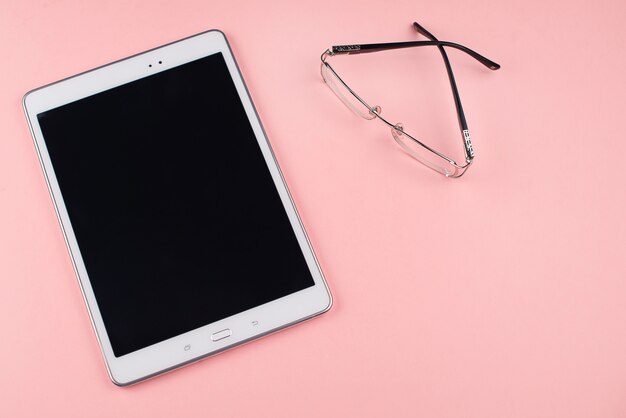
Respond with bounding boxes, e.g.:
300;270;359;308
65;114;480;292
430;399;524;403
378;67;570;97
23;30;332;386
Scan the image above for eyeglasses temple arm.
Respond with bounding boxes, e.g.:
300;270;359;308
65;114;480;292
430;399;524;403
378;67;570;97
331;40;500;71
411;21;470;159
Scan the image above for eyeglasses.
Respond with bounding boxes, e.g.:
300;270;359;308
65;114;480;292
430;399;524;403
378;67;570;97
320;21;500;178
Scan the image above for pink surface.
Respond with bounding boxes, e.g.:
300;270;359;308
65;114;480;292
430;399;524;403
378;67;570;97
1;0;626;417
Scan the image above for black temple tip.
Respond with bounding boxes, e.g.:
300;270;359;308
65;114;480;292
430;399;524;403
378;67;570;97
412;21;430;37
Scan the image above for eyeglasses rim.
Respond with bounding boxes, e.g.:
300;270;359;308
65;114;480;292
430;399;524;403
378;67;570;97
320;54;471;177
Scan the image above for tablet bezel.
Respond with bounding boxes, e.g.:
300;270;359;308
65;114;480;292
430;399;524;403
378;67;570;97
23;30;332;386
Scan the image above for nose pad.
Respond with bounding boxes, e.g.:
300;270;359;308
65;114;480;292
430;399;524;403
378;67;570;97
393;123;404;135
368;105;382;118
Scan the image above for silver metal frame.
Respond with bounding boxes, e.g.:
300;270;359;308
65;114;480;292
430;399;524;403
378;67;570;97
320;49;473;178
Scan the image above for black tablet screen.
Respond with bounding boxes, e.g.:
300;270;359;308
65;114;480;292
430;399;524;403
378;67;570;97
37;52;315;357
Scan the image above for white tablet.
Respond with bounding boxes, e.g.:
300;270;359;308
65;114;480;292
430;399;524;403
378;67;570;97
23;30;332;386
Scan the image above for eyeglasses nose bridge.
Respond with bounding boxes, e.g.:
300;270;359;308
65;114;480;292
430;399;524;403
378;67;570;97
369;105;382;118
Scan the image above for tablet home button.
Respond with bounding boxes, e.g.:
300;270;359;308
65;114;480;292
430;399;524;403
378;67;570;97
211;328;232;342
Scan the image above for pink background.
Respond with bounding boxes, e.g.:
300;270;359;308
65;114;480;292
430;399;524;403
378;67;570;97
1;0;626;417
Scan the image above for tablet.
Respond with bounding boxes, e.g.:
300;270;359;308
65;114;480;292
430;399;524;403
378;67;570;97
23;30;332;386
